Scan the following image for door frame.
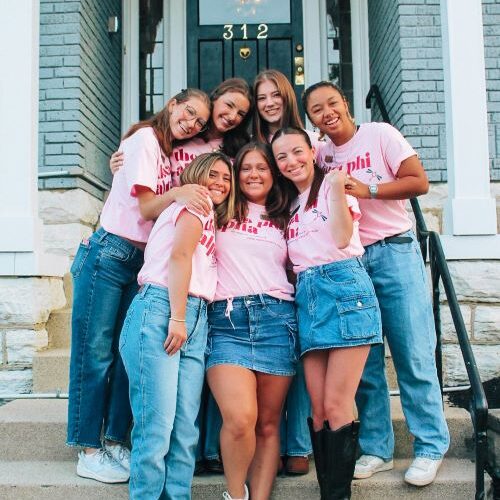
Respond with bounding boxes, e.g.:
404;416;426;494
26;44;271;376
121;0;370;132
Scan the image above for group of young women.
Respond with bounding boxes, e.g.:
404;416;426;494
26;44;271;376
67;70;449;500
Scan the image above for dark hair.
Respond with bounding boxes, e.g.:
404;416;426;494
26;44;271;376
206;78;253;157
232;142;290;231
301;81;350;123
123;88;210;157
271;127;324;211
252;69;304;144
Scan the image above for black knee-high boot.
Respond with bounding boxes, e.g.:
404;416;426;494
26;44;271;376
307;417;327;499
322;420;360;500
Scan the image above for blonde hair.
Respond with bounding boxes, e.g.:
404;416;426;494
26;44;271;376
180;152;236;227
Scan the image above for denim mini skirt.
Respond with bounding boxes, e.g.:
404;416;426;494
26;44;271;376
206;294;298;376
295;257;382;356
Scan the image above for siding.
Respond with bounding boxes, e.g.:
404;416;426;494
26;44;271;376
38;0;121;195
483;0;500;181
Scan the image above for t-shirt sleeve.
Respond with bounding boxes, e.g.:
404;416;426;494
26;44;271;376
172;199;212;227
346;194;361;222
379;123;418;176
122;128;159;196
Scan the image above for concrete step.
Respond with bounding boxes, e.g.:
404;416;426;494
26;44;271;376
0;458;476;499
0;399;473;462
32;348;69;393
45;308;71;349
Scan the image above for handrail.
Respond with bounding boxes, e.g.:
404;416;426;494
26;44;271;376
366;84;489;500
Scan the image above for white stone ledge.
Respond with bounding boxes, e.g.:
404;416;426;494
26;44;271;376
0;252;68;277
440;235;500;260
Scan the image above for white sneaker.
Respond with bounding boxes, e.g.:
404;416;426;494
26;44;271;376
106;443;131;473
222;484;249;500
354;454;394;479
404;457;442;486
76;449;129;483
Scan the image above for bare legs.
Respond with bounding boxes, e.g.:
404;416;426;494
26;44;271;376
208;365;291;500
303;346;370;431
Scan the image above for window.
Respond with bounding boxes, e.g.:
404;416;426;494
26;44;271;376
139;0;164;119
199;0;290;25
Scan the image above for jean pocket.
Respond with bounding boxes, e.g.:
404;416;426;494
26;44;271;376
323;267;357;285
336;294;381;340
70;240;91;278
100;243;129;262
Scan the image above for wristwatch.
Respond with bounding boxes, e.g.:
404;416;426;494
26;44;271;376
368;184;378;199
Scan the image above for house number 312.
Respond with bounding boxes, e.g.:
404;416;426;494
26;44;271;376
223;24;269;40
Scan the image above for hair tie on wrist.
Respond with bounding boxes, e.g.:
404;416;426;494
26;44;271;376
170;317;186;323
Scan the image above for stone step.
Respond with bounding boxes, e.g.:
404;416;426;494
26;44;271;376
0;399;473;462
32;348;69;393
45;308;71;349
0;458;477;499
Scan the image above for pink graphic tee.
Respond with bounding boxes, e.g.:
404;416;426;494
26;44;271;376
316;122;416;246
215;202;294;301
170;137;224;186
287;180;364;274
138;202;217;301
100;127;172;243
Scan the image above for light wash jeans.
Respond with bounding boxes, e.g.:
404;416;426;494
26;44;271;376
67;228;142;448
120;284;208;500
355;230;450;460
280;360;312;457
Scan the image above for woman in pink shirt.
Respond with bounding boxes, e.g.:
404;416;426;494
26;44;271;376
303;82;449;488
206;142;296;500
252;69;316;476
271;127;382;500
67;88;212;484
119;151;235;500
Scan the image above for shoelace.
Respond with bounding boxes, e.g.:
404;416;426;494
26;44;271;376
96;448;115;465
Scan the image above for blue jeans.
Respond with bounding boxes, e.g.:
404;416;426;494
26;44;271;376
67;227;143;448
120;284;208;500
280;360;312;457
355;231;450;460
196;386;222;461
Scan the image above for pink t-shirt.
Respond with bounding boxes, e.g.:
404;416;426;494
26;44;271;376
215;202;294;301
100;127;172;243
287;180;364;274
316;122;416;246
138;202;217;301
170;137;224;187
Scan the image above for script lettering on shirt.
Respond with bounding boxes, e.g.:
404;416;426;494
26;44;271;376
323;152;371;175
219;217;281;235
200;219;216;257
172;148;197;178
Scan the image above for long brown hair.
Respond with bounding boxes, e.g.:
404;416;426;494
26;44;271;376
180;152;236;228
232;142;290;231
207;78;253;157
253;69;304;144
123;88;210;157
271;127;324;211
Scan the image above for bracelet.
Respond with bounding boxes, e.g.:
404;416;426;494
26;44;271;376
169;317;186;323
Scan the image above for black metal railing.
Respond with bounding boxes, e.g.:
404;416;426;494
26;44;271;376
366;84;489;500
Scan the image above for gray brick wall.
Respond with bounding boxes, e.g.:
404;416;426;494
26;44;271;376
368;0;500;182
368;0;446;182
38;0;121;196
483;0;500;181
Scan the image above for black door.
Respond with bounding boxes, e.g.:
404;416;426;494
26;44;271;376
187;0;304;106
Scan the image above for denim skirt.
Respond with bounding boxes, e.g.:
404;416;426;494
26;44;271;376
206;294;298;376
295;257;382;356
